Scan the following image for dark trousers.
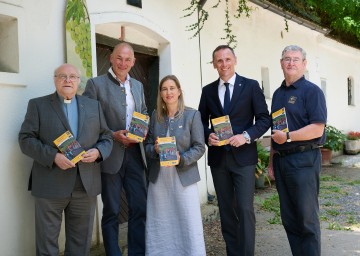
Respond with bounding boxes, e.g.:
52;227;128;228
101;146;147;256
211;151;256;256
273;148;321;256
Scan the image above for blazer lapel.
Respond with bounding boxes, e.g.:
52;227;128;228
210;79;225;114
76;95;85;139
228;75;245;113
130;79;141;112
50;93;72;132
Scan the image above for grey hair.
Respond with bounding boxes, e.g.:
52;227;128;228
281;45;306;60
54;63;81;76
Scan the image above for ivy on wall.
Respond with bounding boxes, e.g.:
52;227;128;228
183;0;251;49
183;0;360;49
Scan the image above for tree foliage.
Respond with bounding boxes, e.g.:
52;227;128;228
270;0;360;48
183;0;360;49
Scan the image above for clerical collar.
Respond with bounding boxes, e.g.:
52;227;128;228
57;93;73;104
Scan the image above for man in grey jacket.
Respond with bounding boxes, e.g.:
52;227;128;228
83;42;147;256
19;63;113;256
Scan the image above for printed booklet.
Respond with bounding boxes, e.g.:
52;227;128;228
272;107;289;132
127;111;150;142
53;130;86;164
158;136;179;167
211;115;234;146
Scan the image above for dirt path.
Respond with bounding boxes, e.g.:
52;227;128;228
203;164;360;256
91;155;360;256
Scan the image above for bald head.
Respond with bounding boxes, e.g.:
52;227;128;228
53;63;81;99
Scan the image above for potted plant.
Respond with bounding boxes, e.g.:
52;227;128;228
255;142;271;188
321;125;346;165
344;131;360;155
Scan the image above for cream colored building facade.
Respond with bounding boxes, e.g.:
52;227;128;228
0;0;359;254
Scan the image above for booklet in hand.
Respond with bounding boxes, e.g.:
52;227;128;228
158;136;179;167
53;130;86;164
272;107;289;132
211;115;234;146
127;111;150;142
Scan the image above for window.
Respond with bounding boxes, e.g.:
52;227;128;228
0;14;19;73
348;77;355;106
261;67;270;99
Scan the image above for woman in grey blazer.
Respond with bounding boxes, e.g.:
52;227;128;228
145;75;206;256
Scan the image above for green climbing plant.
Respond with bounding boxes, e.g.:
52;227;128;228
183;0;252;48
183;0;360;49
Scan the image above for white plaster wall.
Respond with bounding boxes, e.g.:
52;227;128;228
88;0;210;203
199;1;360;133
0;0;360;255
0;1;67;255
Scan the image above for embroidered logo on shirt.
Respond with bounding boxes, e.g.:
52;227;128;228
288;96;297;104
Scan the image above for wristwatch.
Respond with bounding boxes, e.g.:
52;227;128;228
286;132;292;143
243;131;251;144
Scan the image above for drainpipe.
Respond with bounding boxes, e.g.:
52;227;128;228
197;0;216;203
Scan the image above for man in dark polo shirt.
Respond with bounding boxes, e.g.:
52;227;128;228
268;45;327;256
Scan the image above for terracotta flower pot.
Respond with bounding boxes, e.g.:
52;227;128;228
321;148;332;166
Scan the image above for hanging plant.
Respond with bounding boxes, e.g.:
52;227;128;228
183;0;252;49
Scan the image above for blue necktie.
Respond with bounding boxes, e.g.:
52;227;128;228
223;83;231;151
224;82;230;114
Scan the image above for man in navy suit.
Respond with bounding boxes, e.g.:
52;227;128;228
198;45;271;256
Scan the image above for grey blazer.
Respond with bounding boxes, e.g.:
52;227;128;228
145;107;205;187
18;93;113;199
83;73;148;174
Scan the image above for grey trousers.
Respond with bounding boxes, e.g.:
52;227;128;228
34;176;97;256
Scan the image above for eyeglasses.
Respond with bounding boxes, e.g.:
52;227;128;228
55;74;80;82
282;57;304;64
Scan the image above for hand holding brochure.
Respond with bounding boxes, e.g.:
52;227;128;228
158;136;179;167
272;107;289;132
127;111;150;142
53;131;86;164
211;115;234;146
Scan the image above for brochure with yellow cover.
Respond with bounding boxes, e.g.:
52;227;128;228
158;136;179;167
272;107;289;132
127;111;150;142
53;131;86;164
211;115;234;146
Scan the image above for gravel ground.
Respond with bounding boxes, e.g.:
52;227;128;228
91;154;360;256
203;159;360;256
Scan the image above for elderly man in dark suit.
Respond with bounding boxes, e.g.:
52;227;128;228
83;42;148;256
19;63;113;256
198;45;271;256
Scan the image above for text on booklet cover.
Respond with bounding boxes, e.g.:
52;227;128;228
127;111;150;142
158;136;179;167
272;107;289;132
53;131;86;164
211;115;234;146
